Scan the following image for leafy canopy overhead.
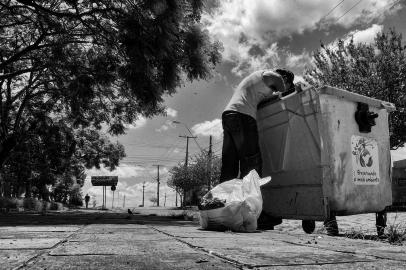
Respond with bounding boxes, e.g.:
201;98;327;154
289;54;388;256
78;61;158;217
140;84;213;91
0;0;222;165
305;28;406;149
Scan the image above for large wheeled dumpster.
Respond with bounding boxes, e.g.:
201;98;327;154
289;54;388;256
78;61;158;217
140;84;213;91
257;86;395;235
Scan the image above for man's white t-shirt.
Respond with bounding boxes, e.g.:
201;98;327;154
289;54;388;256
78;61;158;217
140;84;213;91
223;70;285;119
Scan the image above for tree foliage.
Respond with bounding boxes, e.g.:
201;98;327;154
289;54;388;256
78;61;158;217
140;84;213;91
0;123;125;200
167;151;221;205
304;28;406;149
0;0;222;166
149;196;158;206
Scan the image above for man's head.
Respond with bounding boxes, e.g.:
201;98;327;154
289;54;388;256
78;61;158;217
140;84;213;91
275;69;294;91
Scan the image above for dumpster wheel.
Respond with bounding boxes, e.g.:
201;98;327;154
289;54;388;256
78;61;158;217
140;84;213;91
324;216;339;236
376;211;387;238
302;220;316;234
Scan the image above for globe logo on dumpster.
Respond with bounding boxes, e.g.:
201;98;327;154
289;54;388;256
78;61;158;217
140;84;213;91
352;137;374;167
351;135;380;185
360;148;373;167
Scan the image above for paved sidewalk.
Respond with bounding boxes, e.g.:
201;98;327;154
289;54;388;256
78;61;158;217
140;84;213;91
1;210;406;269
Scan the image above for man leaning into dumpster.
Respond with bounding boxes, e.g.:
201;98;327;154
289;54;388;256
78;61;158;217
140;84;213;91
220;68;295;229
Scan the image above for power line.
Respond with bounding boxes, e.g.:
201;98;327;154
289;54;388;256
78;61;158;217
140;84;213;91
200;138;223;152
172;121;203;151
160;138;181;158
162;138;185;160
123;154;185;159
321;0;346;20
335;0;363;22
126;144;177;149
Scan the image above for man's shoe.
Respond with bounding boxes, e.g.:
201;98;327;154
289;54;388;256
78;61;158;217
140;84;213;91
257;211;282;230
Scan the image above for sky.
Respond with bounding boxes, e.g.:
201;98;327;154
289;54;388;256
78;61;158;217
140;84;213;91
82;0;406;209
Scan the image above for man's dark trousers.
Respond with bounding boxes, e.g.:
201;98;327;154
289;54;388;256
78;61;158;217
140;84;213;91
220;111;262;183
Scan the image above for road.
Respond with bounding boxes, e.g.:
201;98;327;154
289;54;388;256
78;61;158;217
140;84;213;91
1;209;406;269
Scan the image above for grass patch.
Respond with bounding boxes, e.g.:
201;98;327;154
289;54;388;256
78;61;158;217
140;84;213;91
343;229;379;241
168;211;198;221
343;214;406;245
386;222;406;245
0;197;65;212
344;227;406;245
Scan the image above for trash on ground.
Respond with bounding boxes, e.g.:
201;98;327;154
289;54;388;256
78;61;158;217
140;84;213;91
199;170;271;232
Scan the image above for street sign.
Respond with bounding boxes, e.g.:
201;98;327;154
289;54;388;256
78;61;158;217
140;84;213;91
91;176;118;186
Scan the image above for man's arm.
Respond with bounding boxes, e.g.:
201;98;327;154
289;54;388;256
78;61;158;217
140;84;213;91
257;92;282;108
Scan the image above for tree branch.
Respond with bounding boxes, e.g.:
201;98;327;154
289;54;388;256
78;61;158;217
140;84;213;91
0;67;43;81
0;33;46;70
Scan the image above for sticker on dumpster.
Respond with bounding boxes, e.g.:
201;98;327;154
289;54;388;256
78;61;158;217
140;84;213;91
351;135;380;185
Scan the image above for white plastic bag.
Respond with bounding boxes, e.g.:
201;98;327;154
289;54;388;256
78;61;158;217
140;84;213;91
199;170;271;232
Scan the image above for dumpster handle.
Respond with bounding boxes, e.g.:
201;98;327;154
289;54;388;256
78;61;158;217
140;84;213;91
380;102;396;112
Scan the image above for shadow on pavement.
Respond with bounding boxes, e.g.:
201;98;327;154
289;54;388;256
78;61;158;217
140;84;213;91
0;211;198;227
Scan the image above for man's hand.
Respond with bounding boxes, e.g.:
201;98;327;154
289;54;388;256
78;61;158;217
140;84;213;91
273;91;283;98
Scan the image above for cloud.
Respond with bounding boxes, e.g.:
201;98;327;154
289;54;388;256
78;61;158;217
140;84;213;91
155;125;169;133
125;116;147;129
324;24;384;53
172;148;182;154
203;0;400;76
155;120;177;133
191;119;223;140
344;24;384;45
230;43;281;77
286;51;313;70
165;107;178;118
86;164;147;178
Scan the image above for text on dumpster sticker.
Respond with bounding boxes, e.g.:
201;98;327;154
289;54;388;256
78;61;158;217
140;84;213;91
351;135;380;185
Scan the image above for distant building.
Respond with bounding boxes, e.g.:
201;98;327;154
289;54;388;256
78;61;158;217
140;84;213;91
392;159;406;207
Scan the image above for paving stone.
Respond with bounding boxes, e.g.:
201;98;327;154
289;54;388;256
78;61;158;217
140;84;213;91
50;238;194;256
0;250;40;270
0;226;80;232
70;230;172;241
0;238;63;249
0;232;72;239
28;253;238;270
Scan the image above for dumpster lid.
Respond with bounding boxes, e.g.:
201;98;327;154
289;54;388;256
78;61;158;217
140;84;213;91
319;86;396;112
394;159;406;168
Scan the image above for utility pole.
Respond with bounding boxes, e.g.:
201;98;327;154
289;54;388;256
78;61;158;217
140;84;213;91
207;135;213;190
111;189;115;209
175;189;178;207
117;191;120;208
142;182;145;206
153;165;162;207
123;194;126;208
179;135;197;167
179;135;197;207
164;193;167;207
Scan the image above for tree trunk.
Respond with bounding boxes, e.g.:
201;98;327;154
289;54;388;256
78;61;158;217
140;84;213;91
0;136;17;168
25;181;32;198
